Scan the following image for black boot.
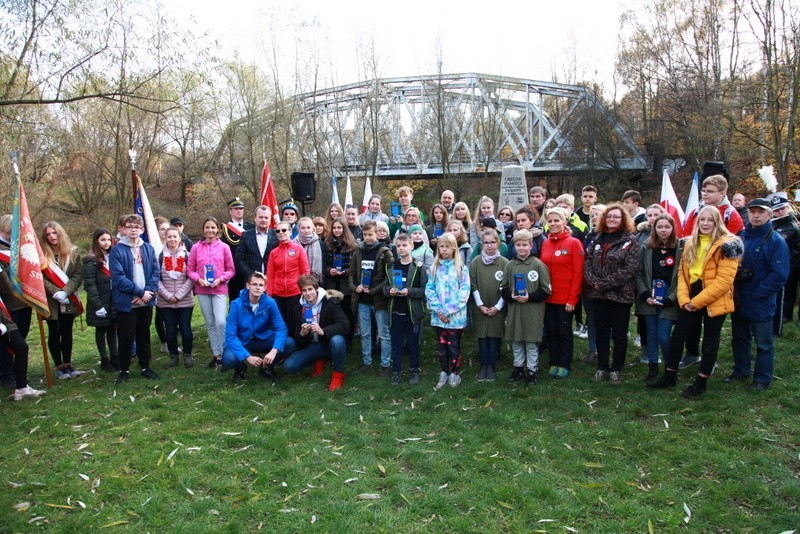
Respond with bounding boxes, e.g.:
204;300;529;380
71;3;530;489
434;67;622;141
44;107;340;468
165;354;180;368
525;369;537;386
645;363;659;384
507;366;525;383
647;369;677;389
682;376;707;398
100;357;115;372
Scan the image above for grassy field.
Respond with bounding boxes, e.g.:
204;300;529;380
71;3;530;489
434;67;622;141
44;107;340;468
1;312;798;532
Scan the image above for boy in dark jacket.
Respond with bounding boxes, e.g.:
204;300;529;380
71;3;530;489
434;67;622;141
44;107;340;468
384;233;428;385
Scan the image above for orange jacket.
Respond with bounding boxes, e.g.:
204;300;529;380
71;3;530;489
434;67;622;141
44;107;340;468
677;236;742;317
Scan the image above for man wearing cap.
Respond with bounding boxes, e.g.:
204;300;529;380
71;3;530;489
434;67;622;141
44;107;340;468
727;198;789;391
170;216;193;252
221;197;255;301
281;203;300;239
767;192;800;331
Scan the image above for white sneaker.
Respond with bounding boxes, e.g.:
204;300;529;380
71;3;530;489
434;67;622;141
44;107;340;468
578;325;589;339
435;371;449;390
572;323;584;337
14;386;46;401
633;335;642;348
448;373;461;388
160;343;168;353
56;369;71;380
67;366;82;378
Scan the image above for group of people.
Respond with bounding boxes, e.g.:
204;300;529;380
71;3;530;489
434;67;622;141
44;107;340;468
0;172;795;398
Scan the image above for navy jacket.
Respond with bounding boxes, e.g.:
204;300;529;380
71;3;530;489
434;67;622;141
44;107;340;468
735;221;789;321
235;228;278;280
109;239;160;313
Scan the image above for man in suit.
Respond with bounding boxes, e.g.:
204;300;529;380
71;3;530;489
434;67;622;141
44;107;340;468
235;205;278;286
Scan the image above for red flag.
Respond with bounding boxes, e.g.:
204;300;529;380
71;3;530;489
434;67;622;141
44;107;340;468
9;175;50;317
259;161;280;229
660;169;686;238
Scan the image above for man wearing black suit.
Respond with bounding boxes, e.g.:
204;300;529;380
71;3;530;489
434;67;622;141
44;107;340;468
222;197;256;300
235;205;278;288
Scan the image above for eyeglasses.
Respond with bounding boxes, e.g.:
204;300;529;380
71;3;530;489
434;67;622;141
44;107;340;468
125;225;143;230
606;214;622;219
275;228;290;233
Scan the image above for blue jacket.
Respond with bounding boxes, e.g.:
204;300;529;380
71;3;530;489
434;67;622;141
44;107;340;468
109;239;160;313
735;221;789;321
224;288;288;361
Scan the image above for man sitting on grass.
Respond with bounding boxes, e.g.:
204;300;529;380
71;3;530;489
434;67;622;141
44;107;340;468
222;271;295;384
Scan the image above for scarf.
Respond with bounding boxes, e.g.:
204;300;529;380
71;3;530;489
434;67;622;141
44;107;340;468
481;248;501;265
296;233;323;278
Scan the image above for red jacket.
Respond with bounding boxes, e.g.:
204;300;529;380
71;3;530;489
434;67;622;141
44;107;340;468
267;241;309;297
540;231;584;306
683;199;744;236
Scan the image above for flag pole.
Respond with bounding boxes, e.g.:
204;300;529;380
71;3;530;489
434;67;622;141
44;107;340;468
9;152;53;388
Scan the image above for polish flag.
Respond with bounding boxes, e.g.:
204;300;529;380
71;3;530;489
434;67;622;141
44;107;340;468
361;176;372;214
259;160;280;228
660;169;685;237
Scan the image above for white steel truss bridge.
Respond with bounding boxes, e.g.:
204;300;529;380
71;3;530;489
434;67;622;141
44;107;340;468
219;73;648;179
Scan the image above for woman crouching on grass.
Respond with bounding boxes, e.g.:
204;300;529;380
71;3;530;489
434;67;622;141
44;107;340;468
648;206;742;398
425;233;470;389
83;228;118;372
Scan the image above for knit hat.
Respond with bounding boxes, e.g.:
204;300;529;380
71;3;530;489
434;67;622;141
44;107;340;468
408;224;424;234
480;217;497;229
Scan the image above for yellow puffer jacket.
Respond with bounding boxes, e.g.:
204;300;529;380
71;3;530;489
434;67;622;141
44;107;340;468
677;236;743;317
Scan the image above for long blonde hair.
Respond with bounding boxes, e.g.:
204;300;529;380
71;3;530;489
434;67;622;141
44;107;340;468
40;221;76;268
682;206;734;266
430;232;463;276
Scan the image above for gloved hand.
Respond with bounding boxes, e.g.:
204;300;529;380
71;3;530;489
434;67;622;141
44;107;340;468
0;324;7;336
95;307;107;318
52;291;68;303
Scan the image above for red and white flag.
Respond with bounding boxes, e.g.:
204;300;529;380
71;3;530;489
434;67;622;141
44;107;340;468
660;169;686;237
344;175;354;208
259;160;280;228
360;176;372;214
9;174;50;317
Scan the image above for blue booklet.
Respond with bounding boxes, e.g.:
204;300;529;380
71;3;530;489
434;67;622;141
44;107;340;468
393;269;405;290
361;269;372;287
514;273;527;297
333;254;343;271
204;264;215;283
303;305;314;324
652;279;668;303
433;224;443;237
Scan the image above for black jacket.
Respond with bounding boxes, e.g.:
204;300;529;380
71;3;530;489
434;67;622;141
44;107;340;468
83;255;115;326
235;228;278;280
291;290;350;348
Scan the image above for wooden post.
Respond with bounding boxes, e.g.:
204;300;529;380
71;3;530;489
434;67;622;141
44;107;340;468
37;314;53;388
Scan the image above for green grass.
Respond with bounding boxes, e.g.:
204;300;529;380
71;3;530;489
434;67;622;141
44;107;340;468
1;312;799;532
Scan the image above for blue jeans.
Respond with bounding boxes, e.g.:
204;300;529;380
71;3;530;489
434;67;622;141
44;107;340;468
478;337;501;367
221;335;296;371
643;310;674;364
358;303;390;366
731;313;774;384
390;312;420;372
160;306;194;356
283;334;347;374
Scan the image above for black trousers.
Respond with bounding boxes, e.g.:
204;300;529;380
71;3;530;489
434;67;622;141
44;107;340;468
0;329;29;388
117;307;153;372
592;299;632;372
667;309;726;376
545;303;574;370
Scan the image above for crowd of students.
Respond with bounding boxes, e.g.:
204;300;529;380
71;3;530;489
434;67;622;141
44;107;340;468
0;174;795;399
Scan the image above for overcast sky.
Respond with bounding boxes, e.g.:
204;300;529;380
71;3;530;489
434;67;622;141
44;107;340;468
166;0;626;92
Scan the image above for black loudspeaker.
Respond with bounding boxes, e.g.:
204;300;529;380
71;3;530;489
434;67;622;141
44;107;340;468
291;172;316;202
702;161;728;179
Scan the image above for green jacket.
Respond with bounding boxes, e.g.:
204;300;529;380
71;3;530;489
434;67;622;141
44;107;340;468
501;255;551;342
469;254;509;339
383;258;428;325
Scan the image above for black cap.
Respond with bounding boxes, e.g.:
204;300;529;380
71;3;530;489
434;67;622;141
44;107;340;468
170;216;185;225
480;217;497;229
228;197;245;209
747;198;772;210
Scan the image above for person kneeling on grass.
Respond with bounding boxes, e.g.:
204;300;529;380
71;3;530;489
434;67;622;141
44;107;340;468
222;271;295;384
284;274;350;391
